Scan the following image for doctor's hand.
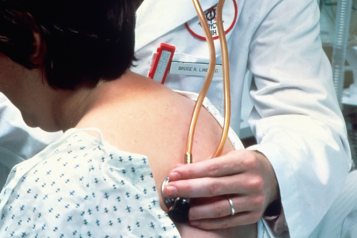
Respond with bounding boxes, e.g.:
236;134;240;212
163;149;280;229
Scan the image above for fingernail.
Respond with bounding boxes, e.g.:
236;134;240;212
169;172;181;180
165;186;177;197
190;221;200;226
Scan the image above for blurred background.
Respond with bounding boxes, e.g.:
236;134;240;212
319;0;357;167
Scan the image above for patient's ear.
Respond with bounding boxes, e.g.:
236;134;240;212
29;31;45;65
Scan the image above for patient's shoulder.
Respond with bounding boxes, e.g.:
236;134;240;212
81;72;234;183
83;73;227;156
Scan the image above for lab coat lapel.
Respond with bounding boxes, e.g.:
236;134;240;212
135;0;219;51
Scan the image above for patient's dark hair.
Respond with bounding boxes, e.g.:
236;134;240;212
0;0;136;90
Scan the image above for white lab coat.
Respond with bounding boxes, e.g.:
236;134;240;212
308;170;357;238
0;0;352;237
133;0;352;238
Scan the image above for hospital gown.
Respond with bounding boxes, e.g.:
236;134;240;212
0;128;183;237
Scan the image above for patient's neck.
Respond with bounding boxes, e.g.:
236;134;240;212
53;70;133;132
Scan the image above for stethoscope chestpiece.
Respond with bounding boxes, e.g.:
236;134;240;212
161;177;191;223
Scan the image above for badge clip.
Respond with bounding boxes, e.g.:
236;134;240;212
148;43;176;84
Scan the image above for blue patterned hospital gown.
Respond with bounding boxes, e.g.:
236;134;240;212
0;91;245;238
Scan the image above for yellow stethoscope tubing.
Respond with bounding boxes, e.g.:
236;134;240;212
213;0;231;158
185;0;231;163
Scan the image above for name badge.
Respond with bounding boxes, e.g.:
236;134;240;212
170;61;223;78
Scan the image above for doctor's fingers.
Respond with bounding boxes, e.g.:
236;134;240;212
189;209;262;230
163;172;260;198
189;213;260;230
189;195;264;222
168;149;256;182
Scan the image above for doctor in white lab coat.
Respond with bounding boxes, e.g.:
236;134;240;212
0;0;352;237
133;0;352;238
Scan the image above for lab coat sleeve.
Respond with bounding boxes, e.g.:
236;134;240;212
0;93;62;188
246;0;352;237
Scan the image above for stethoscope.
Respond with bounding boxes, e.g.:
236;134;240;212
161;0;232;223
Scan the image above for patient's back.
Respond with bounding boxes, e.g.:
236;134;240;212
77;71;257;238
